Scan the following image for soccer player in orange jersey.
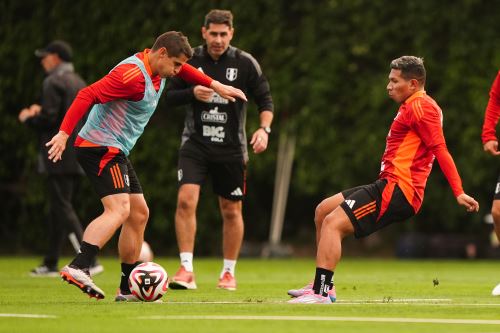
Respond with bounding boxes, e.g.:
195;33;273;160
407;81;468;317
289;56;479;304
481;70;500;296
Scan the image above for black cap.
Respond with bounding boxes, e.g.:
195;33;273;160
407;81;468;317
35;40;73;62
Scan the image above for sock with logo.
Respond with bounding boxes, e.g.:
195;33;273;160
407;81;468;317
180;252;194;272
220;259;236;279
120;262;140;294
70;241;99;270
313;267;334;297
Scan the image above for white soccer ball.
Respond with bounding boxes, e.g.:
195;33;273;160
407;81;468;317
129;262;168;302
139;241;154;262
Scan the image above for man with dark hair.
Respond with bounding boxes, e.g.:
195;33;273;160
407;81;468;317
19;40;103;277
288;55;479;304
46;31;246;301
481;70;500;296
165;9;274;291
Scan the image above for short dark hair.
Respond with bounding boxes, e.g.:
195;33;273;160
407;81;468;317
152;31;193;58
204;9;233;28
390;56;426;85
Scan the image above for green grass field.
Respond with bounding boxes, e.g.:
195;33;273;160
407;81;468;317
1;257;499;333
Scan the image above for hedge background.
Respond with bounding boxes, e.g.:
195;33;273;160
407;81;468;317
1;0;499;256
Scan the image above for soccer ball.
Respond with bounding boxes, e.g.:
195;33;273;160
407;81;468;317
138;241;154;262
129;262;168;302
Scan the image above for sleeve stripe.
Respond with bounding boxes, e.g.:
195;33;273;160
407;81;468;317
413;100;424;120
123;68;142;84
123;66;140;78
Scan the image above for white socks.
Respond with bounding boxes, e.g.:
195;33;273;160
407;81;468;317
180;253;236;278
220;259;237;278
180;252;193;272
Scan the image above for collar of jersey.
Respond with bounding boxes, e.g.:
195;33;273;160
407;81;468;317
404;90;426;104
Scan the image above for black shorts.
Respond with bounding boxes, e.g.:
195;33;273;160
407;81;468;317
178;139;245;201
75;146;142;198
340;179;415;238
494;174;500;200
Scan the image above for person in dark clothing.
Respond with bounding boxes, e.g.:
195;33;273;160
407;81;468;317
165;10;274;291
19;40;103;277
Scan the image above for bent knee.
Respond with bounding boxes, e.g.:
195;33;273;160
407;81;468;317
177;193;198;212
132;204;149;225
322;208;354;237
220;201;242;222
106;199;131;223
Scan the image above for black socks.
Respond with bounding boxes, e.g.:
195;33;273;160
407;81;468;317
120;262;140;294
70;241;99;270
313;267;334;297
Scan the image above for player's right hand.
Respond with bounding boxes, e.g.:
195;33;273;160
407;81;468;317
46;131;69;163
483;140;500;156
456;193;479;212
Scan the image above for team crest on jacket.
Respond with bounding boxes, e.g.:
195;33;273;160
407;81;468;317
226;68;238;81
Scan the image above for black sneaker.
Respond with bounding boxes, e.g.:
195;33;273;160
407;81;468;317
30;265;58;277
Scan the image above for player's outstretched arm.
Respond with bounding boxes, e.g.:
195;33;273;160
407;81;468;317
46;131;69;163
210;80;247;102
456;193;479;212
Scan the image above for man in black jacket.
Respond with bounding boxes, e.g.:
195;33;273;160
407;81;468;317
19;40;103;277
165;10;274;290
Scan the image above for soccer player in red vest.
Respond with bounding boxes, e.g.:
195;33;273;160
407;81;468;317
481;70;500;296
289;56;479;304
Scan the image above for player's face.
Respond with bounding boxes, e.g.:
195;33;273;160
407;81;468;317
202;23;233;60
158;53;188;78
387;69;415;103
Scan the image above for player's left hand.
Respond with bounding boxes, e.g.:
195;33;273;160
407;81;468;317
210;80;247;102
250;128;268;154
456;193;479;212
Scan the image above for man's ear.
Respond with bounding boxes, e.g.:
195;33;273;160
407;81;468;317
409;78;420;91
201;26;207;40
159;47;169;58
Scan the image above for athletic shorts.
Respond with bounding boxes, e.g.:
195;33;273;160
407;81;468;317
177;139;246;201
75;146;142;198
340;178;415;238
494;174;500;200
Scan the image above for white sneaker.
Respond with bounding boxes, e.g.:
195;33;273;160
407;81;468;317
30;265;59;277
89;264;104;276
60;265;105;299
492;283;500;296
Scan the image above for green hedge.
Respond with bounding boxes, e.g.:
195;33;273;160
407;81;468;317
1;0;499;255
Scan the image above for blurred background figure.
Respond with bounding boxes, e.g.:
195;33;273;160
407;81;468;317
481;69;500;296
18;40;103;277
165;9;274;291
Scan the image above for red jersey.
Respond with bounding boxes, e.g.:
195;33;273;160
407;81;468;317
481;70;500;143
60;49;213;139
379;91;464;212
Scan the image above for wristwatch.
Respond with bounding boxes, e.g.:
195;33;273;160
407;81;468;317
261;126;271;134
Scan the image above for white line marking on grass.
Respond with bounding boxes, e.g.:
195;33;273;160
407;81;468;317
151;299;500;307
338;302;500;307
337;298;453;303
138;315;500;325
0;313;57;319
